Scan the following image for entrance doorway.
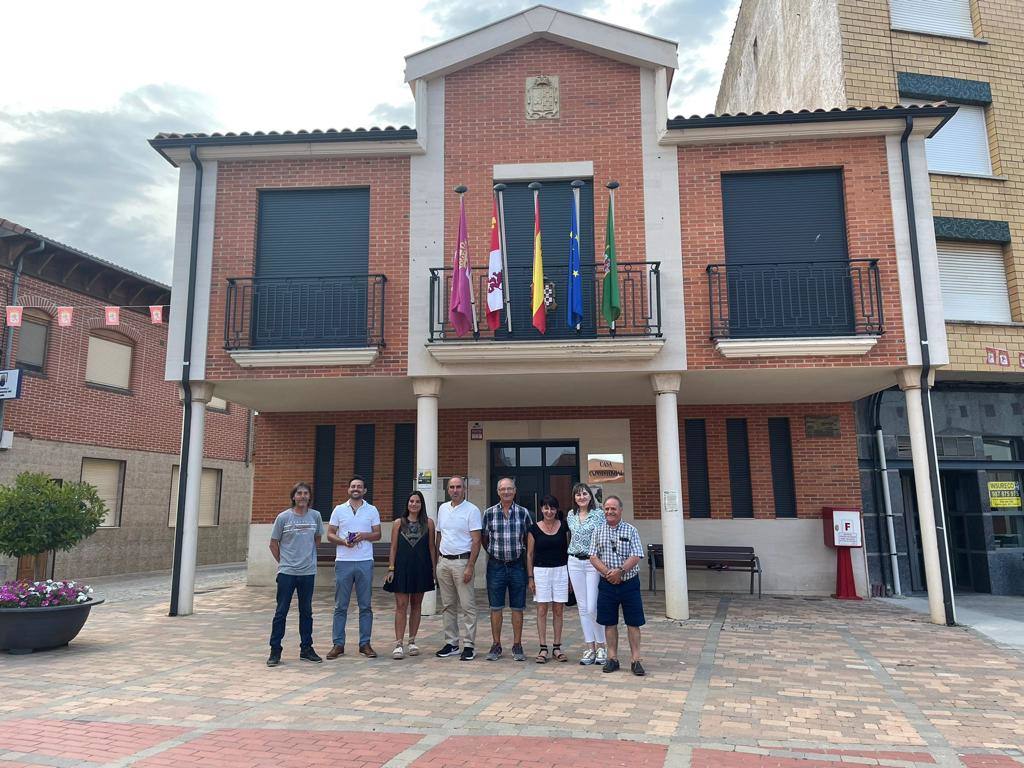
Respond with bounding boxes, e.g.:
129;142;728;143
488;441;580;513
940;470;988;592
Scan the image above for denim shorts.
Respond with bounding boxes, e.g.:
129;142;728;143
486;557;527;611
596;575;646;627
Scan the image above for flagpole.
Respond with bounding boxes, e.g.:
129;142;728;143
454;185;480;338
493;183;513;333
570;179;584;335
606;180;619;337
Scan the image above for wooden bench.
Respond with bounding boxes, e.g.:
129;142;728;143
317;541;392;566
647;544;762;598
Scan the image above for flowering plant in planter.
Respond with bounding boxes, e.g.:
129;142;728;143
0;579;95;609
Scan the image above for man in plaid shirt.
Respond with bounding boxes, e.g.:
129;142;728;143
481;476;533;661
589;495;646;676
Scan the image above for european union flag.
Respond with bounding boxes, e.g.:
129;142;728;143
567;192;583;329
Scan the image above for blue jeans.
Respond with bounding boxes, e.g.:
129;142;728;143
333;560;374;646
269;572;315;651
486;558;527;611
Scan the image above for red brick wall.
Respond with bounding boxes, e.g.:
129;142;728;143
680;137;907;369
444;39;645;276
0;273;247;461
251;402;859;524
206;157;410;381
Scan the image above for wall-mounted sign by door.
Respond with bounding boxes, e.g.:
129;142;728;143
587;454;624;484
0;369;23;400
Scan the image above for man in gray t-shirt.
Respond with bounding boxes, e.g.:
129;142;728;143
268;482;325;666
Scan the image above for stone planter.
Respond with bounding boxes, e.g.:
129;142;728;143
0;598;104;654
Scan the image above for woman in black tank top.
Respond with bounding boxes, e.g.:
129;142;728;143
526;494;570;662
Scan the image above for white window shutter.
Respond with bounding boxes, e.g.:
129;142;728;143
890;0;974;38
903;100;991;176
936;242;1012;323
169;466;222;526
86;335;133;389
81;458;124;527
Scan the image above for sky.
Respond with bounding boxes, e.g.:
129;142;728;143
0;0;739;284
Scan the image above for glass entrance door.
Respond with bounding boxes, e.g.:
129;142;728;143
488;441;580;513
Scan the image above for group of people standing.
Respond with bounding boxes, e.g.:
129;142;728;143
267;474;647;677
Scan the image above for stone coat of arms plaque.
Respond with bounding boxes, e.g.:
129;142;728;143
525;76;559;119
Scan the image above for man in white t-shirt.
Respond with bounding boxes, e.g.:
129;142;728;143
326;476;382;659
434;475;482;661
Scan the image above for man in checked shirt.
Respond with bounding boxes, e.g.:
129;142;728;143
589;495;646;676
481;476;533;661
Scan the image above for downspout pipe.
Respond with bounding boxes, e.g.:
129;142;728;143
0;239;46;432
899;116;955;625
169;145;203;617
870;389;901;596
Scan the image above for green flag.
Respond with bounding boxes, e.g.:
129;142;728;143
601;194;620;324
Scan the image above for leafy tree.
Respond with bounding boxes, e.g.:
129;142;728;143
0;472;107;580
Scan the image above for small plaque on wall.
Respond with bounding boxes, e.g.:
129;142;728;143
805;415;841;438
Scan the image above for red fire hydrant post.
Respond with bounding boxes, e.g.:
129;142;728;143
822;507;864;601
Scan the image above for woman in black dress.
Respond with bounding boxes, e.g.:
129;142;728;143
385;491;437;659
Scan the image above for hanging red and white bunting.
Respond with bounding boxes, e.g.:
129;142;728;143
149;305;163;324
104;306;120;326
5;306;23;327
57;307;74;327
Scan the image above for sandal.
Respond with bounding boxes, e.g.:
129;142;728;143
552;644;567;662
535;644;549;663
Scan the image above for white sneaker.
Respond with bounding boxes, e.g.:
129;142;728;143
579;648;596;666
407;640;420;656
595;646;608;665
392;643;405;659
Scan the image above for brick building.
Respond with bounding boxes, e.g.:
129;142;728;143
151;6;957;619
0;218;253;581
718;0;1024;599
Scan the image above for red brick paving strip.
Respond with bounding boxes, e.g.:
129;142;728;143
0;720;186;762
801;749;937;763
961;757;1024;768
410;736;667;768
692;749;940;768
134;729;422;768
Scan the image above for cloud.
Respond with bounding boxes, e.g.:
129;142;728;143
424;0;606;40
0;85;215;283
368;101;415;128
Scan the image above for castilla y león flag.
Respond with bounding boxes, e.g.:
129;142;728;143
485;199;504;331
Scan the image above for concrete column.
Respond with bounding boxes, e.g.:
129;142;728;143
174;381;214;616
413;377;442;616
651;373;689;620
896;368;952;625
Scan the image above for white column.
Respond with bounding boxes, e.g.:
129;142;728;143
896;368;952;625
651;373;689;620
414;377;442;616
175;381;214;616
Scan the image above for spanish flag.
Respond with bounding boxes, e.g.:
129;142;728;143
531;192;546;333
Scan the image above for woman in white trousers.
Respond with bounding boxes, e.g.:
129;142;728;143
566;482;606;665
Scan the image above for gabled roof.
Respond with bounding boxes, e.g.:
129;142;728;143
0;218;170;312
404;5;678;83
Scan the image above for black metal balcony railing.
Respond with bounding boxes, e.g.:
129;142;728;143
428;262;661;342
224;275;386;350
706;259;883;339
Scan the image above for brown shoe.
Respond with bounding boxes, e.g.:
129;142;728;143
359;643;378;658
326;644;345;659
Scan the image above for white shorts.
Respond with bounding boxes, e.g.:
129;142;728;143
534;565;569;603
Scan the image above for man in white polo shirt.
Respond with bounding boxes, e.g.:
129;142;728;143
434;475;482;661
326;475;381;659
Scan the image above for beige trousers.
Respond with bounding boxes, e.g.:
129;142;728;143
436;556;477;648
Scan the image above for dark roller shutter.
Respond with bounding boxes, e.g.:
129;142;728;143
768;418;797;518
354;424;376;505
721;170;853;337
313;425;336;521
498;180;595;339
726;418;753;518
685;419;711;518
253;188;371;348
392;423;416;520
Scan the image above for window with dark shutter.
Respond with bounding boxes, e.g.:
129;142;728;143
684;419;711;518
313;425;336;520
726;418;754;518
354;424;376;505
392;424;417;520
768;418;797;518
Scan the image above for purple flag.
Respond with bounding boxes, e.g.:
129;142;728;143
448;195;475;337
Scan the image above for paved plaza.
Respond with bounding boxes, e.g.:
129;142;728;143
1;566;1022;768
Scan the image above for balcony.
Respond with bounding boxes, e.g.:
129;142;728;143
706;259;884;358
426;261;664;363
224;275;386;367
